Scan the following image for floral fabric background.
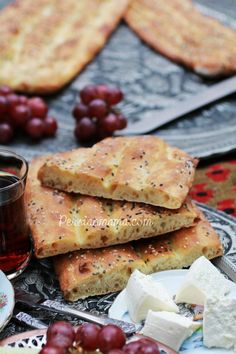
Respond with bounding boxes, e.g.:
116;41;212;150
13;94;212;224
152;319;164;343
190;158;236;217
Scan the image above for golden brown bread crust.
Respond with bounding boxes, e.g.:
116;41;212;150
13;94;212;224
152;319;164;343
54;244;146;300
26;155;198;258
134;210;223;274
54;211;223;301
124;0;236;76
38;136;198;209
0;0;128;93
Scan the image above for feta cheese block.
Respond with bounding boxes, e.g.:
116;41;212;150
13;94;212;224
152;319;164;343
203;296;236;350
142;310;201;351
125;269;179;323
175;256;230;305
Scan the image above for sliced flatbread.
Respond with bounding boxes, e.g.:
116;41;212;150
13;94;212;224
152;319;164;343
54;212;223;301
0;0;128;93
54;244;146;301
124;0;236;76
26;156;198;258
134;210;222;274
38;136;198;209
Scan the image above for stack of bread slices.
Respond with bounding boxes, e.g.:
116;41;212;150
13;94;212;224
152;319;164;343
26;136;223;301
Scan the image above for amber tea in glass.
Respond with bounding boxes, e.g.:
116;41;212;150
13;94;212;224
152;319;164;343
0;150;31;279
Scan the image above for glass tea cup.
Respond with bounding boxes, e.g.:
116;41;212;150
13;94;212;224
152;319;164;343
0;149;31;279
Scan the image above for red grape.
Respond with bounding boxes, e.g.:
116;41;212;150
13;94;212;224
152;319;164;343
116;114;127;130
101;113;119;133
80;85;97;104
123;339;160;354
44;116;58;136
0;89;58;142
108;350;125;354
0;96;8;115
139;343;160;354
98;325;126;353
6;94;19;109
47;321;75;343
96;85;109;100
10;104;30;126
72;103;89;121
39;346;67;354
123;341;141;354
18;95;28;104
0;123;14;144
137;338;157;346
28;97;48;119
106;87;123;105
89;99;107;119
0;85;12;96
97;124;112;139
47;335;73;350
72;84;126;143
76;323;101;351
74;117;97;142
26;118;44;139
0;114;7;123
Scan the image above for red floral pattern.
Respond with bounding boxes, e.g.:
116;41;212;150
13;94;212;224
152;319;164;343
191;159;236;218
217;199;236;217
190;183;213;203
206;164;230;182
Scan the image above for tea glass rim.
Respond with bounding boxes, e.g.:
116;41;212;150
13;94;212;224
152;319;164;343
0;148;28;192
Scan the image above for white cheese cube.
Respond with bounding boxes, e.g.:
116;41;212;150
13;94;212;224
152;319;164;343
142;310;201;351
203;296;236;350
175;256;230;305
125;269;179;323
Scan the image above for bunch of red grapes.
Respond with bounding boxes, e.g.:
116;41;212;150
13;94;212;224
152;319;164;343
72;84;127;143
0;85;58;144
40;321;161;354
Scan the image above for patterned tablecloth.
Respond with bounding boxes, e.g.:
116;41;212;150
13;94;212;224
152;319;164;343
192;157;236;217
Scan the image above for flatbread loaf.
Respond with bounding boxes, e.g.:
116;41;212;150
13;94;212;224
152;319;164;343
26;156;198;258
124;0;236;76
38;136;198;209
54;212;223;301
54;244;146;301
0;0;128;93
134;210;222;274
